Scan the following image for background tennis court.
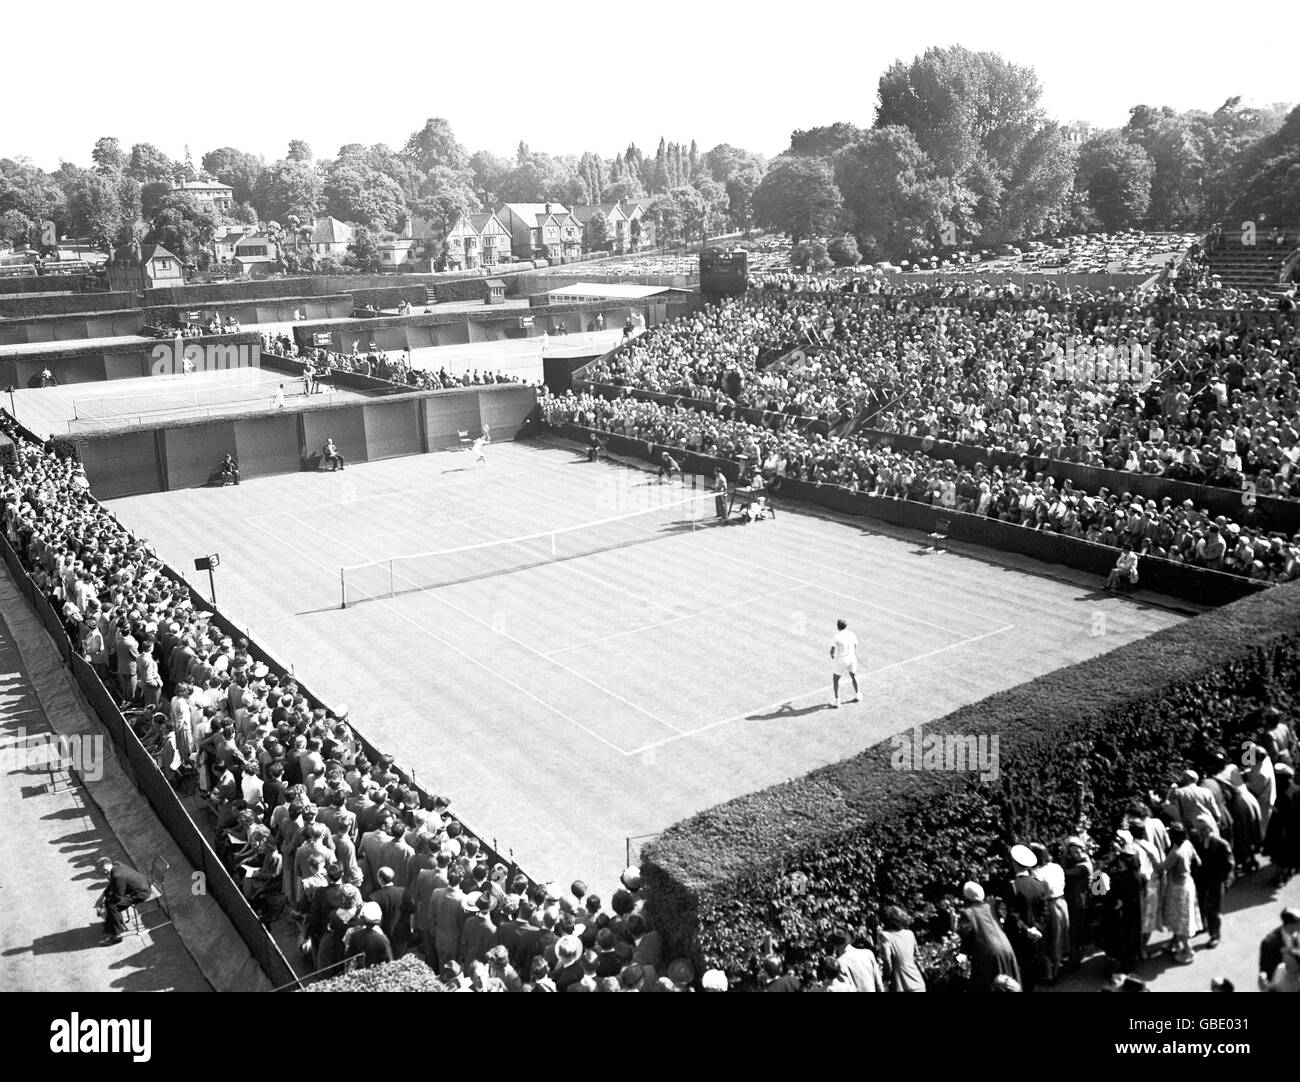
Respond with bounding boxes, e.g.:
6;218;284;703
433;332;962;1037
105;437;1193;883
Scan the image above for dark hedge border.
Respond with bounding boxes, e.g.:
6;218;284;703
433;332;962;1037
641;579;1300;988
300;953;445;992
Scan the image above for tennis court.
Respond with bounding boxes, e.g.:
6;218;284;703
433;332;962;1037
104;436;1191;884
11;368;365;435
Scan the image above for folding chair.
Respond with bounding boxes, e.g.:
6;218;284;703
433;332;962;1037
458;429;473;451
123;855;176;937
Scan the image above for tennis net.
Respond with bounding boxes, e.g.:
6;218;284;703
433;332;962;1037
340;490;719;607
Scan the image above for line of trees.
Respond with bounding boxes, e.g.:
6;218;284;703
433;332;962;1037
2;47;1296;270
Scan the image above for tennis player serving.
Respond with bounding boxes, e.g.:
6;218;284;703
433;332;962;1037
830;618;861;708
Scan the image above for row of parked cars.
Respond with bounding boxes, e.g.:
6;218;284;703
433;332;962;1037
904;230;1200;275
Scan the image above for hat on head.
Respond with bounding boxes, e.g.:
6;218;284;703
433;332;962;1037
555;934;582;967
667;959;694;987
620;866;642;891
1010;843;1037;868
619;963;644;989
359;902;381;925
962;881;985;903
700;969;728;992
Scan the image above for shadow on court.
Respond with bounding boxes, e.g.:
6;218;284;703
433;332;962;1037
746;701;833;721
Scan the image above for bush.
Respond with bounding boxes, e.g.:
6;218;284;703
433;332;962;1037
828;234;862;266
302;953;444;992
642;580;1300;989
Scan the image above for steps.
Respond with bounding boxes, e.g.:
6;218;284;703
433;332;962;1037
1204;228;1297;290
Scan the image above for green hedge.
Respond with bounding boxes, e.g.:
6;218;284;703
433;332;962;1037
641;580;1300;988
301;953;445;992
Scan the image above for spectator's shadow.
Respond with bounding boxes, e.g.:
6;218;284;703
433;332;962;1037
1;924;101;959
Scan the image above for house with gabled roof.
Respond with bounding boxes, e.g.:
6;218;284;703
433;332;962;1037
106;241;185;290
618;200;656;250
572;204;630;253
310;217;353;259
496;202;583;262
444;211;511;271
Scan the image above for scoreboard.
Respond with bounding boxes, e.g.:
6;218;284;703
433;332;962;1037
699;247;749;296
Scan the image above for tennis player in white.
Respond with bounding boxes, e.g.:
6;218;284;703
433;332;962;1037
829;618;861;707
472;435;488;468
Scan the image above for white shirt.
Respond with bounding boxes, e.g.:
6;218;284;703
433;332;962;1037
472;438;486;456
831;629;858;660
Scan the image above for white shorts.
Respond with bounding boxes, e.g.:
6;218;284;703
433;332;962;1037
834;657;858;677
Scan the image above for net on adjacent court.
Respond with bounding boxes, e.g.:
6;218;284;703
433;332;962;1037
340;491;718;607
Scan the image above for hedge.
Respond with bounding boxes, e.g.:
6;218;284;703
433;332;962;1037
301;954;445;992
641;578;1300;989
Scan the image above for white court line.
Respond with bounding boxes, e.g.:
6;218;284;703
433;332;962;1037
623;622;1017;756
521;446;1013;630
281;511;688;739
544;584;806;656
242;512;638;757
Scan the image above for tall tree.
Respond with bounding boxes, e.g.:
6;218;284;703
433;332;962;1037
403;118;467;174
286;139;313;163
468;150;511;201
255;158;323;224
413;168;481;265
752;154;843;243
201;147;265;206
875;46;1074;242
92;137;127;174
143;192;217;262
1073;131;1155;230
126;142;174;183
789;122;863;158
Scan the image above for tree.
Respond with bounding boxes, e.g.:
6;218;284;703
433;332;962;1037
1222;102;1300;223
255;158;323;224
835;127;956;260
92;137;127;174
322;157;407;232
127;143;174;183
670;185;707;247
791;239;833;272
62;168;124;249
575;151;607;205
585;212;608;252
827;234;861;266
403;118;467;174
0;209;33;245
647;193;682;247
692;176;729;238
601;176;646;203
143;192;217;262
789;122;863;158
287;139;313;163
752;155;843;243
1074;132;1155;230
468;150;511;201
201;147;264;205
231;201;259;227
497;152;577;204
413;168;480;264
140;180;172;220
0;158;65;233
874;46;1074;242
724;164;762;233
345;222;380;270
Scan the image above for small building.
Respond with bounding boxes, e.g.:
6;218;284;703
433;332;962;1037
619;201;656;250
496;202;583;262
445;211;512;271
485;278;507;305
233;254;278;279
106;242;185;290
171;178;236;220
311;217;353;259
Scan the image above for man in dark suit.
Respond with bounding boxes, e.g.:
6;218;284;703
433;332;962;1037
95;857;151;945
1258;908;1300;989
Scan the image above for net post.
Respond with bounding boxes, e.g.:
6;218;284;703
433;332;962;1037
389;559;394;599
340;566;346;609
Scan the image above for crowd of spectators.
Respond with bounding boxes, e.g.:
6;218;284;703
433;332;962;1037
0;414;711;991
258;333;526;392
942;725;1298;992
543;391;1300;582
583;283;1300;498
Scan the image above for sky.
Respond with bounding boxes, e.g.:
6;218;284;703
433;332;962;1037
6;0;1296;171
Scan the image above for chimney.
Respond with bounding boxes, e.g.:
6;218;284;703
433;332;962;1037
544;202;552;216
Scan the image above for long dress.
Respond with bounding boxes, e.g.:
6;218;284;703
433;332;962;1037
1062;854;1094;964
1035;862;1070;981
1132;839;1165;935
1160;840;1203;939
1102;855;1143;971
958;902;1020;991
